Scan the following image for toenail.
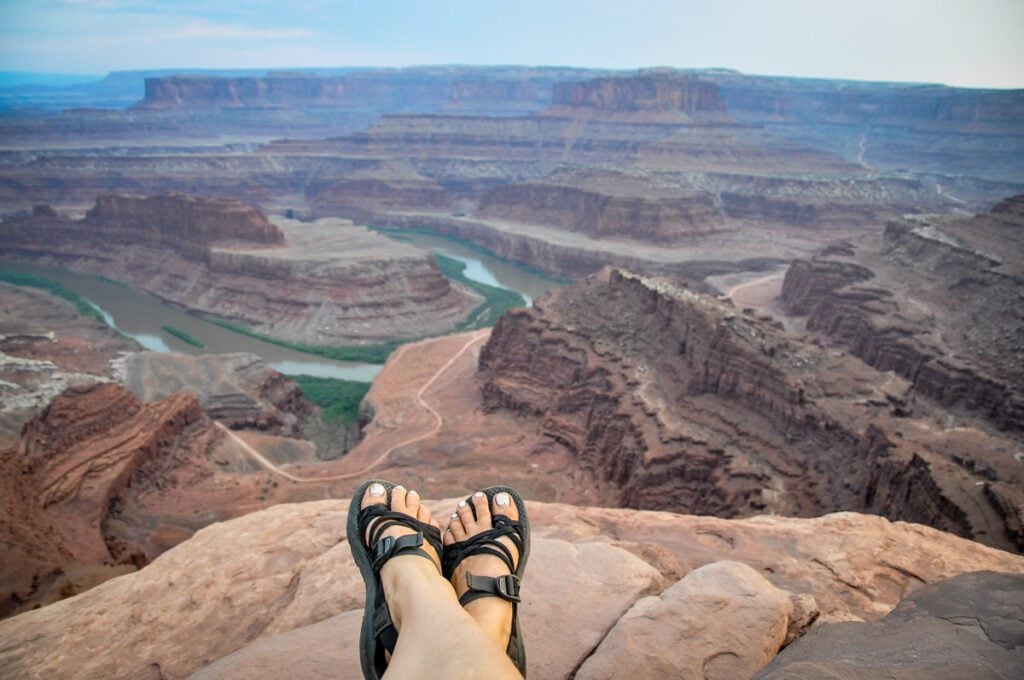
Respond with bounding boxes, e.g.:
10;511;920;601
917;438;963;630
459;500;467;508
496;493;510;507
368;483;385;497
474;491;484;498
451;513;458;519
408;489;419;496
395;484;405;490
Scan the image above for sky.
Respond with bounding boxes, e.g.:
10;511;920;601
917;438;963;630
0;0;1022;88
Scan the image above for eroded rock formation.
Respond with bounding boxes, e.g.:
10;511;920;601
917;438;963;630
476;168;724;241
781;195;1024;433
0;382;219;617
550;72;731;123
1;196;478;345
0;498;1021;679
479;268;1024;552
114;351;313;435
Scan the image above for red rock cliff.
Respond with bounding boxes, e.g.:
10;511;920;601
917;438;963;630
781;195;1024;433
1;382;218;617
86;193;285;245
552;73;729;120
480;268;1024;552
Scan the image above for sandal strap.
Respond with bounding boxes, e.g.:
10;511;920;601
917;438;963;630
359;504;443;573
356;500;443;660
442;515;523;579
371;531;435;572
460;571;521;606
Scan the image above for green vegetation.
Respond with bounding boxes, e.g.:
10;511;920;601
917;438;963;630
288;374;372;426
433;253;528;329
161;325;205;348
369;224;573;285
95;274;130;288
206;318;400;363
0;269;105;322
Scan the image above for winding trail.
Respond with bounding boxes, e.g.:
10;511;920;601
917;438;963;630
856;130;872;169
725;272;786;300
216;329;490;483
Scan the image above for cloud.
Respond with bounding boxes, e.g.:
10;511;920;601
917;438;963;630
176;19;312;40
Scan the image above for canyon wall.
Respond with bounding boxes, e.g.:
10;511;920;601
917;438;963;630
0;382;218;617
781;195;1024;433
551;72;730;123
86;193;285;246
0;195;478;345
479;268;1024;552
477;182;722;241
135;67;606;116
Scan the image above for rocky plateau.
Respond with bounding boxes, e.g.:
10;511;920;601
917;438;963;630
0;498;1021;679
1;193;478;345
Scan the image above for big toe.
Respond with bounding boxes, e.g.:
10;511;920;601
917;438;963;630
361;481;388;510
492;491;519;521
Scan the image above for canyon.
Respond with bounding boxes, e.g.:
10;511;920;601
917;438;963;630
2;68;1021;285
1;193;478;345
781;194;1024;434
1;63;1022;678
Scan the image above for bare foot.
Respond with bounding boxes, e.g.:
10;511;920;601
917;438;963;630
361;483;442;633
443;490;520;650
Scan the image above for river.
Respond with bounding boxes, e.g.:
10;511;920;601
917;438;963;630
2;233;562;381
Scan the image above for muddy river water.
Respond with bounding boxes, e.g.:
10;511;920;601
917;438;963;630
3;231;562;381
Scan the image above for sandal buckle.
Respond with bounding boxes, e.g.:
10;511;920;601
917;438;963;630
497;574;521;602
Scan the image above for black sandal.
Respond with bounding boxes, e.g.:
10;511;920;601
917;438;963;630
347;479;443;680
442;485;531;676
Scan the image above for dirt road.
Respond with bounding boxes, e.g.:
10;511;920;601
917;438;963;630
217;329;490;483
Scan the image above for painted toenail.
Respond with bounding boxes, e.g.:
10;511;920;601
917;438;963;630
496;493;510;507
459;500;467;508
368;483;385;497
474;491;484;498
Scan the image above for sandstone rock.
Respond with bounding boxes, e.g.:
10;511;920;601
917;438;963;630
576;560;793;680
781;196;1024;434
0;382;218;617
754;571;1024;680
480;267;1024;552
86;193;285;246
0;282;139;444
550;73;730;123
527;504;1024;621
189;610;363;680
114;351;313;435
476;168;724;242
1;499;1022;680
0;203;478;345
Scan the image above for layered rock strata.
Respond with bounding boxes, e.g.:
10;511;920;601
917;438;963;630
781;195;1024;433
0;382;219;617
480;268;1024;551
476;168;724;241
0;195;478;344
113;351;312;435
0;499;1021;679
0;282;140;445
548;72;731;123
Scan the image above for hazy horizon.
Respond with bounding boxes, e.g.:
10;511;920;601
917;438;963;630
1;1;1022;89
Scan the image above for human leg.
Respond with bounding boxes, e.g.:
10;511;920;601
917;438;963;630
443;487;529;674
348;481;523;680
